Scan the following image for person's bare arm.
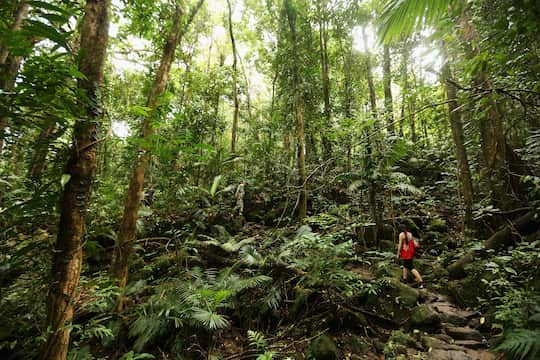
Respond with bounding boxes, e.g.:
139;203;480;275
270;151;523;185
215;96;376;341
397;235;403;259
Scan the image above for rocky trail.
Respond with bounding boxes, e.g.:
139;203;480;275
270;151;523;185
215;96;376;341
412;289;497;360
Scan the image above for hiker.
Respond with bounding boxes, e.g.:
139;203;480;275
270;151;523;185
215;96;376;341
397;223;424;288
235;181;246;216
144;183;155;206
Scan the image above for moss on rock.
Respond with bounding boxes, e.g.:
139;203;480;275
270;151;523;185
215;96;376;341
307;334;338;360
411;304;441;328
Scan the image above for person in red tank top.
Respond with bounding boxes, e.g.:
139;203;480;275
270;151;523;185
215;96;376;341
397;224;424;288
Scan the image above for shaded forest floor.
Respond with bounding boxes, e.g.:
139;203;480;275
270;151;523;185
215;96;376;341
2;153;539;359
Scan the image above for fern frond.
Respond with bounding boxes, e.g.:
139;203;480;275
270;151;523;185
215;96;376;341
495;329;540;360
247;330;267;349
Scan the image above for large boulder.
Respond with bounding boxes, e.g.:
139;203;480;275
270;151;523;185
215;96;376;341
411;304;441;329
380;277;421;307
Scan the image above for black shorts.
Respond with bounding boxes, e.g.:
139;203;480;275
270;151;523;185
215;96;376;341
402;259;414;270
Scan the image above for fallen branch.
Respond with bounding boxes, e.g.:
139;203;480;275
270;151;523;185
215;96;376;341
448;209;540;279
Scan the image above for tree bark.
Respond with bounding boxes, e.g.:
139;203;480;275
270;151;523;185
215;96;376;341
112;2;185;312
362;27;383;244
408;64;417;142
227;0;240;153
318;1;332;159
41;1;111;359
398;43;409;136
284;0;307;223
441;54;474;228
0;0;29;156
383;44;394;135
0;0;29;66
459;8;519;208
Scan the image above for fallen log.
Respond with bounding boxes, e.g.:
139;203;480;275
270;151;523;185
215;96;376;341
448;210;540;279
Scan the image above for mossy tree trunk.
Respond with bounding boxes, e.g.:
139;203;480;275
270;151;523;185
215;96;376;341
227;0;239;153
41;1;111;359
0;0;29;157
284;0;307;223
383;44;394;136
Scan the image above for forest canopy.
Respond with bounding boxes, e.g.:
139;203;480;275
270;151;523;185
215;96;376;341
1;0;540;359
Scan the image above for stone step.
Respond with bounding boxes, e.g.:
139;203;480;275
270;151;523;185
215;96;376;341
428;349;495;360
442;324;484;342
453;339;487;349
431;302;477;326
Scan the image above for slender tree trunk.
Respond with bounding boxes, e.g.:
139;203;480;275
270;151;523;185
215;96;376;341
0;55;23;156
362;27;383;244
0;1;29;156
211;53;225;147
441;55;474;228
227;0;239;153
318;2;331;159
41;1;110;359
112;3;184;312
0;0;29;65
408;64;417;143
383;44;394;135
398;43;409;136
284;0;307;223
339;35;353;171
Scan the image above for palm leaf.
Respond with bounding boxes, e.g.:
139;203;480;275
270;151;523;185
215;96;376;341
378;0;452;43
192;309;230;329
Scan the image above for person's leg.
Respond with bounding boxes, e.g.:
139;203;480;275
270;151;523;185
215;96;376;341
402;266;410;281
411;269;423;283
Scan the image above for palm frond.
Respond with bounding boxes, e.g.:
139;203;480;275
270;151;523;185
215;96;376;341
191;309;230;329
378;0;452;43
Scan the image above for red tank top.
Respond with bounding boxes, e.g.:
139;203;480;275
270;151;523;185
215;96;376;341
399;232;417;259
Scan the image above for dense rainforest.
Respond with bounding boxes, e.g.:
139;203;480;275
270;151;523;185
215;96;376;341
1;0;540;359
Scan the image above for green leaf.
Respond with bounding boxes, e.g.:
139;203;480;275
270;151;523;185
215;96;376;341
24;20;69;48
61;174;71;188
210;175;222;198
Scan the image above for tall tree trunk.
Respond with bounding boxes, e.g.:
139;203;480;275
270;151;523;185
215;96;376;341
0;55;23;156
398;43;409;136
362;27;383;245
408;64;417;143
41;1;111;359
318;1;331;159
0;0;29;65
227;0;240;153
441;55;474;228
0;0;29;156
383;44;394;135
112;3;184;313
459;8;518;208
211;53;225;147
339;34;353;171
284;0;307;223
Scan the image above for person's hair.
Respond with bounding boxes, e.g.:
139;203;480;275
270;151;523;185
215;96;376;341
398;223;409;245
